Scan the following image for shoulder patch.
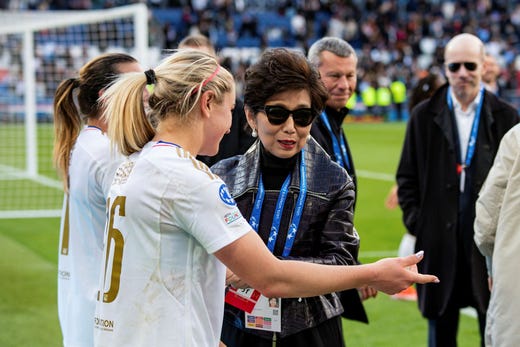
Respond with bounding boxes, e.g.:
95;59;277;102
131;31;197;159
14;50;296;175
219;184;236;206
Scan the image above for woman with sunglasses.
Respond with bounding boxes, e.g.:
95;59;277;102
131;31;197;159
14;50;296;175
211;48;359;347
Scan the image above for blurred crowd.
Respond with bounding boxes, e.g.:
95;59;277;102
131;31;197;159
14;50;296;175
3;0;520;118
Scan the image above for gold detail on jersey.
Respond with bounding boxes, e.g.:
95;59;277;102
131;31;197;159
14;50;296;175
190;157;217;180
175;147;183;158
112;161;135;185
99;196;126;303
60;194;70;255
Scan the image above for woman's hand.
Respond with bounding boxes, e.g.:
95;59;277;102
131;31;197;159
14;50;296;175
225;268;249;289
369;251;439;295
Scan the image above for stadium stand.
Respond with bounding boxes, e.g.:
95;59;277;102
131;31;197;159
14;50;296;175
2;0;520;114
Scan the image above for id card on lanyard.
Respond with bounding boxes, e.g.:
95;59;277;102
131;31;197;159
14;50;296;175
447;87;484;192
226;150;308;332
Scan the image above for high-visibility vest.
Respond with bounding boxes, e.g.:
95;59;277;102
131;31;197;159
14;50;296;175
376;86;392;107
361;86;376;107
346;92;357;109
390;80;407;104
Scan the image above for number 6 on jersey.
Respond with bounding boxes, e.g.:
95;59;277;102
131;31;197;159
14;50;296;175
98;196;126;303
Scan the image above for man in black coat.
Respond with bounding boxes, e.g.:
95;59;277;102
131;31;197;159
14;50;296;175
308;37;375;326
396;33;519;347
308;37;357;202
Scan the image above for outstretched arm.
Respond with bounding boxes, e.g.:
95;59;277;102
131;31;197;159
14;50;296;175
215;230;439;298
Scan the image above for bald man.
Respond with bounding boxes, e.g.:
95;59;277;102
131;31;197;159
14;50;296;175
396;33;518;347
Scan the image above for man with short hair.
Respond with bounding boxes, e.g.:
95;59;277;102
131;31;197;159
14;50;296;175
308;37;358;197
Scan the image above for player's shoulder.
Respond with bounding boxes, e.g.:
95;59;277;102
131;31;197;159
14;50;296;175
143;142;220;182
75;127;112;157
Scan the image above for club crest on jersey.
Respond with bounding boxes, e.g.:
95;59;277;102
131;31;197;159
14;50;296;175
219;184;236;206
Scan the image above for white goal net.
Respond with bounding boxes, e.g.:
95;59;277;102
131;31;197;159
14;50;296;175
0;3;153;218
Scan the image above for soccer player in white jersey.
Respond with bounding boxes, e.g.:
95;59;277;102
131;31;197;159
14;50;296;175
95;49;439;347
53;53;142;347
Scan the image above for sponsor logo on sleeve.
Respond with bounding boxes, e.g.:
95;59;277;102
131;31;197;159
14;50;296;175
224;210;242;224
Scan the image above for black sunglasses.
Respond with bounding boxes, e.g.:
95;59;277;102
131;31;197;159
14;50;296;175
259;105;316;127
447;62;478;72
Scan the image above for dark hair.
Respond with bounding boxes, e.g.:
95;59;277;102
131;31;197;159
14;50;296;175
408;72;446;111
244;48;328;117
76;53;138;117
53;52;138;188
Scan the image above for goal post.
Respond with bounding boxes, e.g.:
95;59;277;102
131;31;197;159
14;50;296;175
0;3;152;218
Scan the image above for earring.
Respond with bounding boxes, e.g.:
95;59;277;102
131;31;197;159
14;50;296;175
251;128;258;138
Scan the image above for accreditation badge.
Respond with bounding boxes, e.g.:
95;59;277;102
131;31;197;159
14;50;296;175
244;295;281;332
225;287;261;313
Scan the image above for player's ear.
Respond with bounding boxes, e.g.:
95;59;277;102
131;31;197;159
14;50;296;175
200;90;215;119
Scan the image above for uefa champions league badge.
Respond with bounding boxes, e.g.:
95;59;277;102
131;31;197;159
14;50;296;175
219;184;236;206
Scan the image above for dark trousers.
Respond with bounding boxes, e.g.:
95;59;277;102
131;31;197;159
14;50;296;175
428;307;485;347
427;249;486;347
221;316;345;347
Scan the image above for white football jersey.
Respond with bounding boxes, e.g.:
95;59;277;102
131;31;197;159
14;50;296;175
94;141;250;347
58;126;122;347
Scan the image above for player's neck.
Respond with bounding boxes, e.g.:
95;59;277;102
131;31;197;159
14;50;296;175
86;117;107;133
154;118;201;156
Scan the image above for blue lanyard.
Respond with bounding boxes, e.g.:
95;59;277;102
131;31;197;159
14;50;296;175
249;150;307;257
447;87;484;168
320;111;351;171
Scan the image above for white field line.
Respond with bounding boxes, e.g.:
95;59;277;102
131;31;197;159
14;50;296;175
356;169;395;182
355;171;398;258
0;164;393;188
0;163;62;189
0;209;61;219
0;163;62;218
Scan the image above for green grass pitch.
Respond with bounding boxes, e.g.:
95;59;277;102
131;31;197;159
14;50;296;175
0;122;480;346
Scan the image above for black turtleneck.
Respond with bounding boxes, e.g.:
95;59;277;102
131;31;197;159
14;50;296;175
259;142;298;190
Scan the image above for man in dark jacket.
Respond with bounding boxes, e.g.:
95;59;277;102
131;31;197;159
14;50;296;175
396;33;519;347
308;37;374;325
308;37;357;200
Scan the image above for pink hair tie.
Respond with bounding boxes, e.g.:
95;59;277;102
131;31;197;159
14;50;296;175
191;65;221;95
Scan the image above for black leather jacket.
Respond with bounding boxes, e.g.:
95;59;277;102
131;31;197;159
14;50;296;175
211;137;359;338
